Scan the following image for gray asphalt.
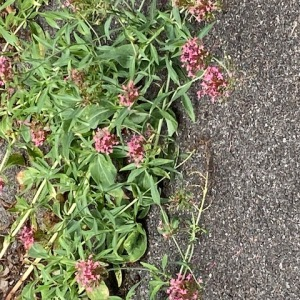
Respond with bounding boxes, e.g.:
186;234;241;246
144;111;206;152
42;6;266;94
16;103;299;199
139;0;300;299
180;0;300;299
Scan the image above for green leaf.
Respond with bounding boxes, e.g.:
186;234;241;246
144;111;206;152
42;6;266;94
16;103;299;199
198;22;215;39
150;44;159;65
21;282;36;299
148;159;173;166
77;20;92;38
99;44;138;68
172;7;182;27
114;267;122;288
0;27;18;46
5;153;25;169
150;167;170;178
44;17;60;29
0;0;14;11
165;56;180;85
159;110;178;136
87;281;109;300
28;243;49;259
90;155;117;188
19;124;31;143
150;176;160;205
127;168;145;182
125;280;142;300
171;81;193;102
104;15;113;40
140;262;159;272
33;34;53;50
0;116;12;140
123;225;147;262
181;93;195;122
161;254;168;271
149;0;157;21
27;146;44;159
14;197;30;211
150;281;167;300
120;163;136;171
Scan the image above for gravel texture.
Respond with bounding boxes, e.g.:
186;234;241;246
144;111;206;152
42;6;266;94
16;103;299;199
136;0;300;299
196;1;300;299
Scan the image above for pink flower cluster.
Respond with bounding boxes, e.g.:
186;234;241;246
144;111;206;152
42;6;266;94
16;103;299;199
118;81;139;107
180;38;208;78
0;177;4;192
31;128;46;147
188;0;219;22
71;69;84;86
197;66;228;102
93;127;118;154
127;135;145;165
167;273;202;300
62;0;77;12
19;225;34;250
0;56;12;85
75;256;101;292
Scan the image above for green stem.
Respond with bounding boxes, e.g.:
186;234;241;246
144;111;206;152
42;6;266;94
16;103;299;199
179;171;209;274
175;150;195;169
0;144;12;174
107;266;166;278
171;235;185;261
3;19;26;52
138;0;147;12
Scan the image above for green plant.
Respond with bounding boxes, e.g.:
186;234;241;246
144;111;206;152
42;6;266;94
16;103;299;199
0;0;229;299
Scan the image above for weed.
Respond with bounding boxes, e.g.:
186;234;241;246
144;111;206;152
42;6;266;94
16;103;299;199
0;0;229;299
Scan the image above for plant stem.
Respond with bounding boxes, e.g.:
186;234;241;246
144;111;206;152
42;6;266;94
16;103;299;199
0;144;12;174
3;18;27;52
171;235;185;261
5;258;41;300
179;170;209;274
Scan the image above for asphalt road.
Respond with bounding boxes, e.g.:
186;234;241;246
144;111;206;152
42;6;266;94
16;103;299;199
180;0;300;299
140;0;300;299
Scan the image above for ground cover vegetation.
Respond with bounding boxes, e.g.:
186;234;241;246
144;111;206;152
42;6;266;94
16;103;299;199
0;0;230;299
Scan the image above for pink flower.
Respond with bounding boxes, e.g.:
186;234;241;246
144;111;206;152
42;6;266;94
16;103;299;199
70;69;84;86
75;256;101;292
93;127;118;154
197;66;228;102
188;0;219;22
19;225;34;250
127;135;145;165
118;81;139;107
0;56;12;83
31;128;46;147
181;38;208;78
0;177;4;192
62;0;77;11
167;273;202;300
172;0;219;22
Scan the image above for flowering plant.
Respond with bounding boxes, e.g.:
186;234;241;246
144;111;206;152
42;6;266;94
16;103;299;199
0;0;229;299
167;273;202;300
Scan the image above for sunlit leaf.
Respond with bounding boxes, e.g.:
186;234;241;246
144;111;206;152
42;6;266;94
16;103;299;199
87;281;109;300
